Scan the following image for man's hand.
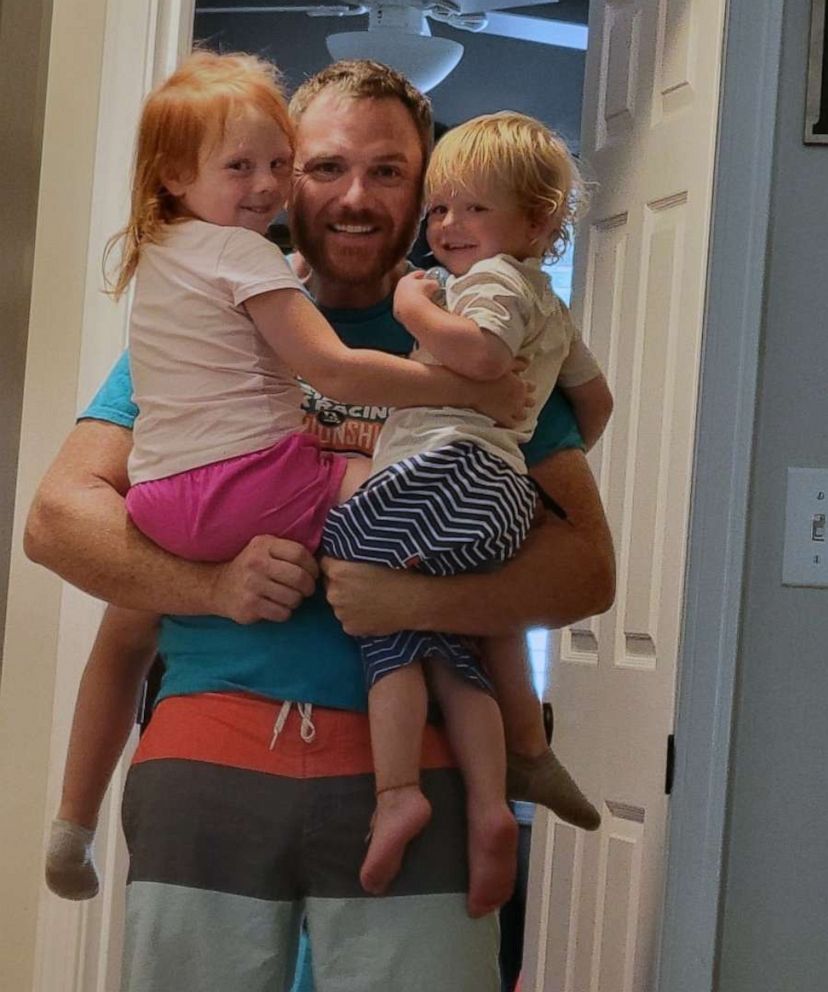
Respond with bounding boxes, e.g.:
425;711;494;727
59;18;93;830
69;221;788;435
320;557;417;635
211;535;319;625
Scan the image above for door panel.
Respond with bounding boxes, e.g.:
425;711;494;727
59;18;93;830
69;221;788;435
524;1;727;989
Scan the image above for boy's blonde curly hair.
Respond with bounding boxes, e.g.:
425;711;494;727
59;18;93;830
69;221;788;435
425;111;586;262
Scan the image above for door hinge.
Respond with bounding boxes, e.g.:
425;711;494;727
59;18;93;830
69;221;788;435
665;734;676;795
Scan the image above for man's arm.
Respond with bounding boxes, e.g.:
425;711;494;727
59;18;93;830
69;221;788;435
321;446;615;637
24;420;318;622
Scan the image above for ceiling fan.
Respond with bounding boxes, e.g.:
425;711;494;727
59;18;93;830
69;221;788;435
197;1;587;92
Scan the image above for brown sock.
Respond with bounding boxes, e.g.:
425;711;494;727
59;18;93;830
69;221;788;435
506;749;601;831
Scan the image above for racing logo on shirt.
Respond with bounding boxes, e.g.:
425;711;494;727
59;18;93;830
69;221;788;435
299;379;388;458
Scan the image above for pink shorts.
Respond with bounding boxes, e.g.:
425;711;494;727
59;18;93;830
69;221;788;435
126;433;348;561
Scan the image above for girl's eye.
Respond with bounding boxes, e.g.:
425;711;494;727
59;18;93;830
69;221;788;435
469;204;488;213
428;205;447;218
228;159;251;172
271;158;291;175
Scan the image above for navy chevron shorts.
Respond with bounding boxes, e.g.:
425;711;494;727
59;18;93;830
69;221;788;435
321;442;537;690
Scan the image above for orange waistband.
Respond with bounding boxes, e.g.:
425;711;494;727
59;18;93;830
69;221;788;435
133;691;457;779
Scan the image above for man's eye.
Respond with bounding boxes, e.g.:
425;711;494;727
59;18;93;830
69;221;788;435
307;162;343;180
374;165;403;184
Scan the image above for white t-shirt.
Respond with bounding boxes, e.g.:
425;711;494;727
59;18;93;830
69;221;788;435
128;219;305;484
371;253;599;477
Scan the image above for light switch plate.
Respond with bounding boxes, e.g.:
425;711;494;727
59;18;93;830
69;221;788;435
782;467;828;587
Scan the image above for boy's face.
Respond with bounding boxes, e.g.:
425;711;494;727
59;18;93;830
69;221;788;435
166;108;292;236
289;92;425;307
425;185;540;277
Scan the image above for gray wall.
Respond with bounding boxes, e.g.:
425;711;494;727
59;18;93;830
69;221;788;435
717;3;828;990
194;8;585;148
0;0;53;676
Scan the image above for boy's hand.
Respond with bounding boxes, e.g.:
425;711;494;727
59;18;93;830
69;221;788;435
393;270;441;328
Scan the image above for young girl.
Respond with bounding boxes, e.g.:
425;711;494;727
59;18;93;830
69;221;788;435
43;52;526;901
321;112;606;912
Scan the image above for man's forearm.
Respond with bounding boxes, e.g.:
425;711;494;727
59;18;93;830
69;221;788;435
25;427;219;614
322;447;616;637
402;511;614;635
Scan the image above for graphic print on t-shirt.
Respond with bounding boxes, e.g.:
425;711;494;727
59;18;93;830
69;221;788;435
299;378;389;459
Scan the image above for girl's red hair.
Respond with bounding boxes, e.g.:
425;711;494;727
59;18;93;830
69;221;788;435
106;50;293;298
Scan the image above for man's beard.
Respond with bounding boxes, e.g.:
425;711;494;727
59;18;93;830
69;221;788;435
289;206;420;290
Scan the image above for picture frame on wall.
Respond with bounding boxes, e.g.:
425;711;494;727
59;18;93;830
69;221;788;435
806;0;828;143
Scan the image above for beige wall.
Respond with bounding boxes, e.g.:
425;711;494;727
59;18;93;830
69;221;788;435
0;1;109;988
0;0;52;670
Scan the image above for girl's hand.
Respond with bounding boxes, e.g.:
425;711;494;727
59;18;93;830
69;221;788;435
470;368;535;428
393;270;441;327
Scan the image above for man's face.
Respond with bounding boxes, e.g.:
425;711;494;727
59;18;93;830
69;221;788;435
289;92;425;304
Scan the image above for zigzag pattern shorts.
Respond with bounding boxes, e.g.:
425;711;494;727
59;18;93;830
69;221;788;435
321;442;538;691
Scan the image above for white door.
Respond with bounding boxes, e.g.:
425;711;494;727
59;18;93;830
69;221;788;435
523;1;728;989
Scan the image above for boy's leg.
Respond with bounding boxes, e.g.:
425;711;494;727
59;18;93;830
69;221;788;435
362;662;432;895
427;661;518;918
120;694;308;992
47;606;158;900
302;707;502;992
484;635;601;831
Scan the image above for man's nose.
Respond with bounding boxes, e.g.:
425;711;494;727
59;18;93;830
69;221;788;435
339;173;370;209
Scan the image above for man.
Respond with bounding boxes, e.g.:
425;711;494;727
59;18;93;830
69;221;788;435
25;61;614;991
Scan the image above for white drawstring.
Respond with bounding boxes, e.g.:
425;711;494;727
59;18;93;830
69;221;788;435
269;701;316;750
297;703;316;743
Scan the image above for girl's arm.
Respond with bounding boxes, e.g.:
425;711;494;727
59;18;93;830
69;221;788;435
57;607;160;830
393;271;513;381
561;373;614;451
244;289;527;427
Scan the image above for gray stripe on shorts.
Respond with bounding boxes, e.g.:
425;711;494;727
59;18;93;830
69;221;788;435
123;760;470;900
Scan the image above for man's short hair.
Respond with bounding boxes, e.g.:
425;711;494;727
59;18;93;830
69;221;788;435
289;59;433;164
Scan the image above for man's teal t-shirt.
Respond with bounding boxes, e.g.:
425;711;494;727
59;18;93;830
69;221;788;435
81;298;582;712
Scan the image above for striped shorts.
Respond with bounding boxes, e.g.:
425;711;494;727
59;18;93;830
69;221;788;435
321;442;537;690
120;692;500;992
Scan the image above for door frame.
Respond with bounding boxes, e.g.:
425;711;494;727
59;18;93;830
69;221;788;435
7;0;784;988
656;0;783;988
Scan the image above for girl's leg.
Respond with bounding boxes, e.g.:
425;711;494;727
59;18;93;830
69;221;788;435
361;662;433;895
484;634;601;831
47;606;159;899
337;455;373;503
427;661;518;918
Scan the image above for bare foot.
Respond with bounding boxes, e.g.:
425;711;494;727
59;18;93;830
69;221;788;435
466;802;518;918
360;785;432;895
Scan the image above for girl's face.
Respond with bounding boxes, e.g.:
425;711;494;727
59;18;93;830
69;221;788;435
167;107;292;235
425;184;543;277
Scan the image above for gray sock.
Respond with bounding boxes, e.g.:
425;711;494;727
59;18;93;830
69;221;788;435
45;818;99;900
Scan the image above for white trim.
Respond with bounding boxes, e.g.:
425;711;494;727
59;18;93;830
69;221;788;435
657;1;784;989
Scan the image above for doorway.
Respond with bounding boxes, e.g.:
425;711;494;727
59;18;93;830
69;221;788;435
4;1;783;990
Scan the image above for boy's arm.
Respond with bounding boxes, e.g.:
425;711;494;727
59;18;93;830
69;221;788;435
321;446;616;636
561;373;614;451
24;420;319;622
393;271;513;381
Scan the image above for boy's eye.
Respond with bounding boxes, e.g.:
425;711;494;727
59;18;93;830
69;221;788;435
427;205;447;217
469;204;488;213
